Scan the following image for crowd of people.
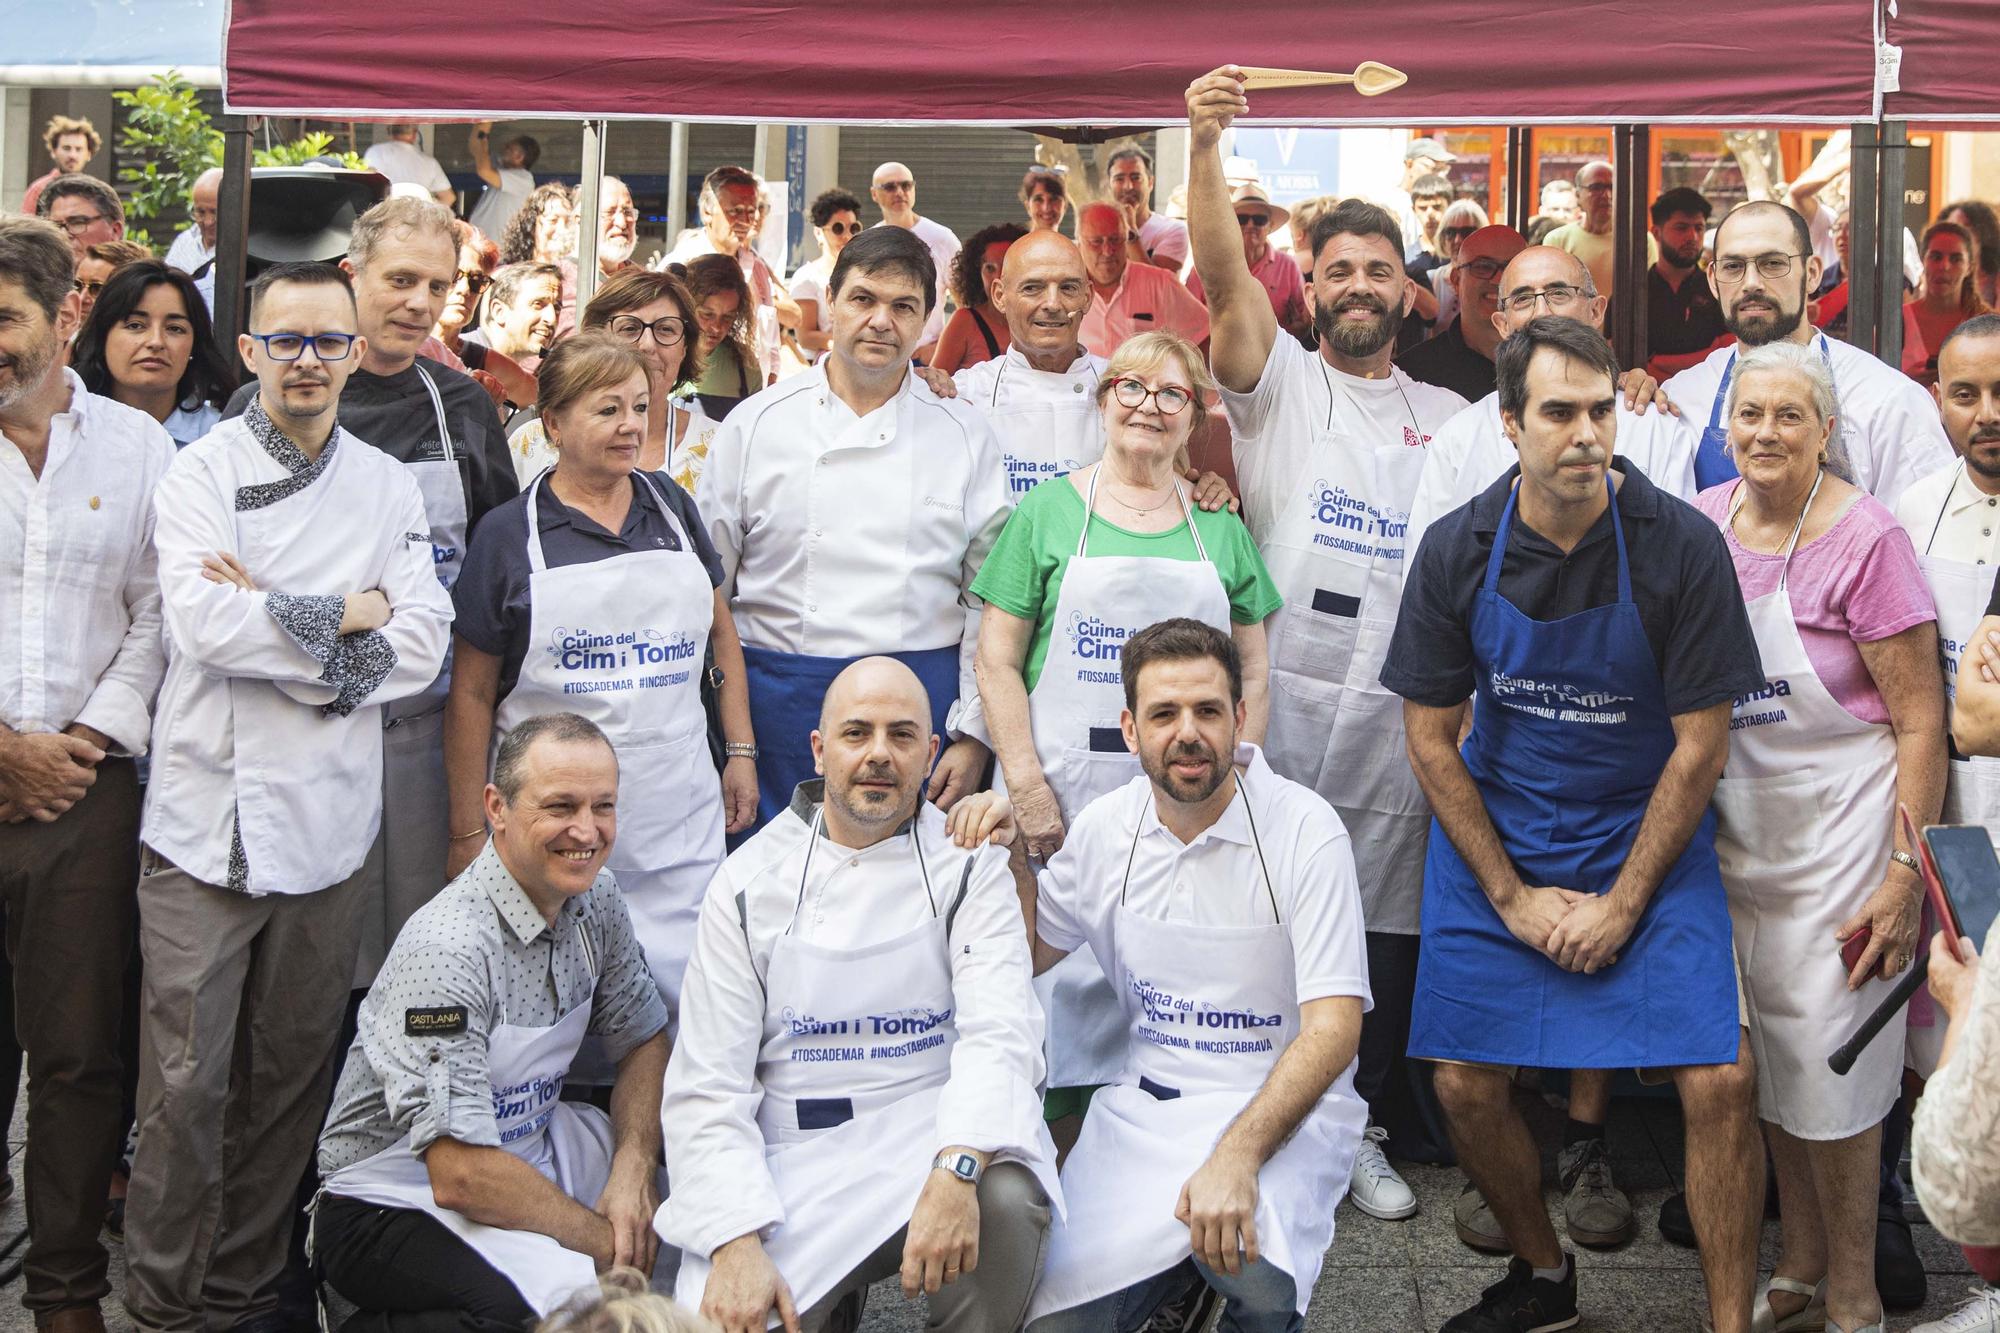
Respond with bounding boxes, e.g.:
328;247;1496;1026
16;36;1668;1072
2;63;2000;1333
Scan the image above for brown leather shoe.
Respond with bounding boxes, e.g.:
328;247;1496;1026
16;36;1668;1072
34;1305;108;1333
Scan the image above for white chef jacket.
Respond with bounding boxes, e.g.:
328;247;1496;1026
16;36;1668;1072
1037;744;1373;1013
143;414;453;896
1079;263;1211;360
697;363;1009;712
1224;334;1468;550
1893;462;2000;567
1404;391;1698;565
660;787;1047;1263
952;344;1108;504
1661;332;1953;506
2;370;174;754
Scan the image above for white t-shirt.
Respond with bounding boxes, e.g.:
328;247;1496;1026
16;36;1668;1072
363;139;451;195
1037;745;1372;1011
1660;332;1953;507
467;166;534;238
788;255;835;333
876;215;961;346
1223;332;1469;548
1137;212;1190;269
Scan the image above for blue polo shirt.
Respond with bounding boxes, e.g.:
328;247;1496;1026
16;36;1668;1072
453;469;724;699
1381;457;1764;716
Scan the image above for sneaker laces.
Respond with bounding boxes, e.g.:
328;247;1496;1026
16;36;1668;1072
1560;1137;1614;1196
1936;1285;2000;1331
1354;1124;1398;1183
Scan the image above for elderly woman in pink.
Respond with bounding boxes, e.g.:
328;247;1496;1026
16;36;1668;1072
1696;340;1945;1333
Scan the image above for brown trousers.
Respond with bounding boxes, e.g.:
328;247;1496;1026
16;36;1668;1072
0;758;142;1315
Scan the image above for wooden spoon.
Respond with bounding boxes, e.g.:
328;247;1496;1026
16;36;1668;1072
1239;60;1409;96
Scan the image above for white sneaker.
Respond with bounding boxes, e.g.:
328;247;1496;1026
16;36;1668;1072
1347;1124;1418;1220
1914;1286;2000;1333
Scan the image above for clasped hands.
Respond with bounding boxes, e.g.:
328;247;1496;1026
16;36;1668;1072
1494;884;1637;975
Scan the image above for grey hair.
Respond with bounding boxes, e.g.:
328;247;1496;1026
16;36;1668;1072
492;713;616;802
1726;340;1855;482
348;195;456;273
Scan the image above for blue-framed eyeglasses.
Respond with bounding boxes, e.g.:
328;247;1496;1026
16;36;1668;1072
246;331;358;362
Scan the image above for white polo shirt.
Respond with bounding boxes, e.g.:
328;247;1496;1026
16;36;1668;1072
1894;461;2000;567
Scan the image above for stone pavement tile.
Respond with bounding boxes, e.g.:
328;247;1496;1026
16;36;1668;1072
1305;1265;1421;1331
1327;1199;1417;1268
1571;1186;1705;1272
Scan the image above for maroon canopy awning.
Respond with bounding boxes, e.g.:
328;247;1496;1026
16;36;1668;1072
1882;0;2000;125
223;0;1880;126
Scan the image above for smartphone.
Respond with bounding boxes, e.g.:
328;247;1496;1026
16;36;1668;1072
1840;925;1873;973
1922;824;2000;962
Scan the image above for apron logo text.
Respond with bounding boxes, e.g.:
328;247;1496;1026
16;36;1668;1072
1490;669;1633;723
1307;480;1407;555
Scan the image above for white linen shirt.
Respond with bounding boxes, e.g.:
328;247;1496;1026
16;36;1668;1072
952;345;1108;504
163;226;214;275
1037;744;1372;1013
363;139;451;195
1404;391;1697;565
1;371;174;755
1893;461;2000;567
143;414;453;895
697;362;1009;678
1661;332;1953;507
659;789;1046;1263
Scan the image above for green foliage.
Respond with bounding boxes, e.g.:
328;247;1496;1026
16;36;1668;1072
112;72;368;234
112;71;222;227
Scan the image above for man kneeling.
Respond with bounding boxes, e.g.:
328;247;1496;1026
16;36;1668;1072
1001;618;1373;1332
314;713;670;1327
658;656;1059;1333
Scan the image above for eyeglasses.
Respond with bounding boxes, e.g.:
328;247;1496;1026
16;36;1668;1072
876;180;915;194
824;221;861;235
72;278;105;297
609;314;688;346
452;268;490;297
601;207;639;222
1237;213;1270;228
718;205;759;222
246;331;358;362
1110;377;1193;415
1579;182;1615;194
1499;283;1585;314
191;206;219;223
1712;253;1810;283
53;213;105;236
1457;257;1506;281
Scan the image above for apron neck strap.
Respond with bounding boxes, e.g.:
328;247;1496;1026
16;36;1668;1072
1705;350;1737;433
1727;468;1824;589
1078;466;1207;562
522;469;554;574
1120;774;1279;920
790;804;939;935
1484;473;1630;602
1926;460;1965;556
413;363;455;462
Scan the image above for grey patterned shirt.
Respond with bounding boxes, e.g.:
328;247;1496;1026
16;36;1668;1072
317;843;669;1174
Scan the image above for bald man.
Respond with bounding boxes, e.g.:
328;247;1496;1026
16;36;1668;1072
1076;202;1211;358
1406;245;1697;563
1396;224;1529;403
871;162;961;357
165;167;222;276
660;658;1059;1333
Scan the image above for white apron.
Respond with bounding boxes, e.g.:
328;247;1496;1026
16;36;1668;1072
493;471;725;1014
1711;477;1906;1139
357;365;473;984
1258;364;1430;934
1026;469;1231;1089
982;354;1104;504
1027;783;1363;1320
669;811;1062;1320
319;988;611;1315
1907;463;1997;1075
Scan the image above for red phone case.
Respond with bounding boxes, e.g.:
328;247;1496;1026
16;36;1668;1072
1841;926;1872;972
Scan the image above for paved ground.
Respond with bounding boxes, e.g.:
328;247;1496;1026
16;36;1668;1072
0;1090;1979;1331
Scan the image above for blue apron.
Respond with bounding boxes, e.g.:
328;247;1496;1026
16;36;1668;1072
739;642;960;830
1408;478;1738;1068
1694;336;1835;489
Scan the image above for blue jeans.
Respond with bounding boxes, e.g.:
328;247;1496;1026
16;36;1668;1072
1027;1256;1302;1333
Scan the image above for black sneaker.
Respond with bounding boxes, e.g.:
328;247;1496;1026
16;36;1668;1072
1439;1256;1580;1333
1142;1271;1219;1332
1876;1202;1927;1310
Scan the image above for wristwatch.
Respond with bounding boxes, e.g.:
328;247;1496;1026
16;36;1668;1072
933;1150;982;1185
724;741;759;760
1890;849;1921;874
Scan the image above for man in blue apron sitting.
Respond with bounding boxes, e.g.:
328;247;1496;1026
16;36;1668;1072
658;656;1059;1333
696;226;1013;830
988;618;1372;1332
313;713;671;1327
1382;318;1767;1333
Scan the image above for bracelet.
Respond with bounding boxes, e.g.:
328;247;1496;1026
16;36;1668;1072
1889;849;1920;874
724;742;759;760
450;827;486;841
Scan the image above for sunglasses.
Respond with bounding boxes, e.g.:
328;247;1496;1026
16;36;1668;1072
452;268;490;297
72;278;106;297
1237;213;1271;228
824;221;862;236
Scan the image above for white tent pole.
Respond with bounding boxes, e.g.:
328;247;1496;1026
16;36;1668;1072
576;118;607;309
668;121;690;240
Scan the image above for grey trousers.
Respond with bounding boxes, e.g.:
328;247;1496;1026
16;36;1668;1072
799;1162;1052;1333
350;709;449;989
122;852;368;1333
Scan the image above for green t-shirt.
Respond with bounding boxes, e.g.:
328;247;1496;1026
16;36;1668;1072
970;473;1284;691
